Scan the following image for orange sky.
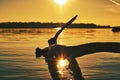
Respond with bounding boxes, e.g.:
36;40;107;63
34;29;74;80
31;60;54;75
0;0;120;26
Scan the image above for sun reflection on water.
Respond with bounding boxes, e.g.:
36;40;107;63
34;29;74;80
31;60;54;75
55;27;62;30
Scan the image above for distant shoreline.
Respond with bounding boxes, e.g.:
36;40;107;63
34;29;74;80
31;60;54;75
0;22;113;28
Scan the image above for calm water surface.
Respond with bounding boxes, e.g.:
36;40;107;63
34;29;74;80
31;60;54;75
0;28;120;80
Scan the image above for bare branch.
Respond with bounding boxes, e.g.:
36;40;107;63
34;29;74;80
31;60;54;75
48;15;77;45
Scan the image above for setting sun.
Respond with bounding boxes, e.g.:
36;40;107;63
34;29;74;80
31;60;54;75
55;0;67;6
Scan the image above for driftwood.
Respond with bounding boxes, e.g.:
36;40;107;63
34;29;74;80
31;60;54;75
44;42;120;80
35;15;120;80
36;42;120;80
67;42;120;57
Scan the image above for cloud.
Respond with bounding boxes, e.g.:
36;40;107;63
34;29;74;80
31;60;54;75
109;0;120;6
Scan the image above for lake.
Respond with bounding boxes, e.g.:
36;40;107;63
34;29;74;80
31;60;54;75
0;28;120;80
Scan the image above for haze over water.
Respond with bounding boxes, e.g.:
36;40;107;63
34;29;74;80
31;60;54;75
0;28;120;80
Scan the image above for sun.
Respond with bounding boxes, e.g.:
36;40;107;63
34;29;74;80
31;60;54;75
55;0;67;6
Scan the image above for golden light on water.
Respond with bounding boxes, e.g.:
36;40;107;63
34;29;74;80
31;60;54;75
55;27;61;30
55;0;67;6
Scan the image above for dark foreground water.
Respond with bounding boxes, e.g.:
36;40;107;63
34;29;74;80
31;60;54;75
0;28;120;80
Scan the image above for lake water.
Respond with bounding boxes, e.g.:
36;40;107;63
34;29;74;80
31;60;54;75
0;28;120;80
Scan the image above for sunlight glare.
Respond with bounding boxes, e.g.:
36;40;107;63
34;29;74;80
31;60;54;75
57;58;69;68
55;0;67;6
57;58;69;76
59;59;66;67
55;27;61;30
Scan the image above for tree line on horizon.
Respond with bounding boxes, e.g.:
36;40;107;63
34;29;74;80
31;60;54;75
0;22;111;28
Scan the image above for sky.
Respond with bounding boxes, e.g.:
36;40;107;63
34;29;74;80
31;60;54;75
0;0;120;26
